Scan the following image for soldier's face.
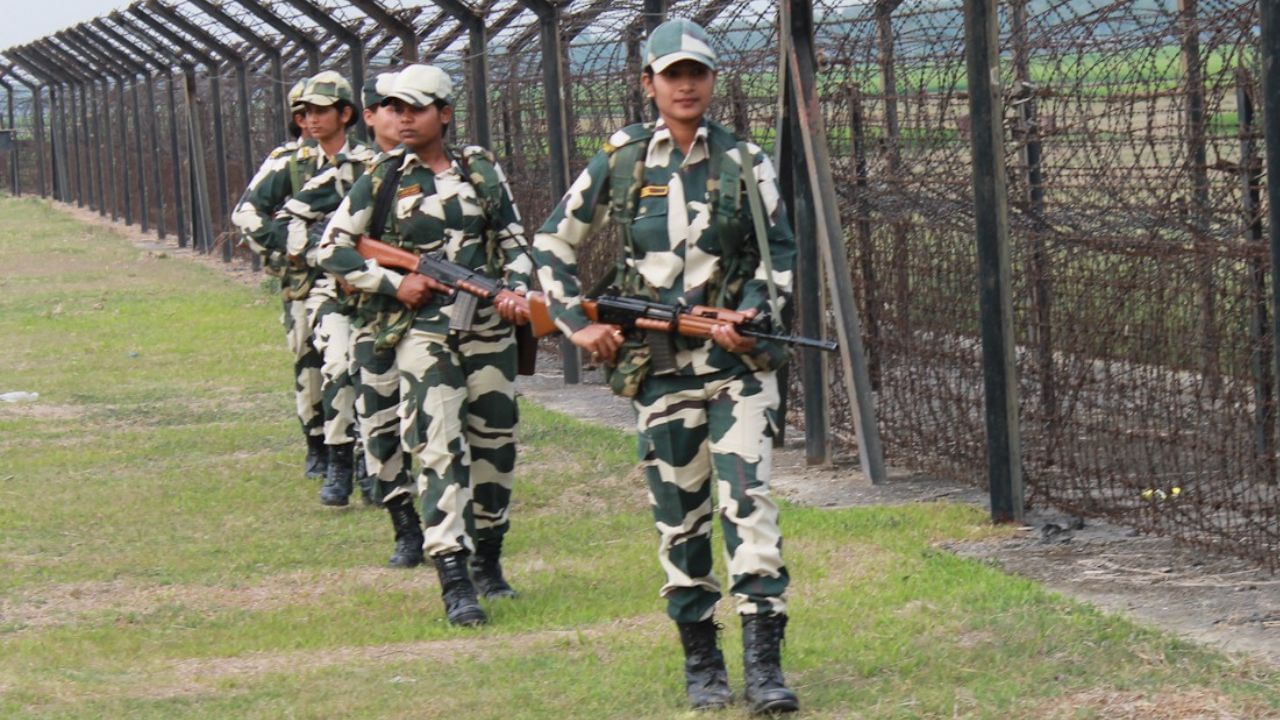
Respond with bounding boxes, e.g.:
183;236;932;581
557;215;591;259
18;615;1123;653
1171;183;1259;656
293;111;310;139
305;104;347;143
364;102;400;150
643;60;715;126
392;99;452;150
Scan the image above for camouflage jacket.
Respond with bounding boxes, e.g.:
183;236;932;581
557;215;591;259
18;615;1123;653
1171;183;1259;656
231;137;331;262
532;118;796;376
317;145;532;336
282;141;377;266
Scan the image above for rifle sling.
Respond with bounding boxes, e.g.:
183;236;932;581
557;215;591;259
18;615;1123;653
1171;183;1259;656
737;141;783;328
369;160;404;241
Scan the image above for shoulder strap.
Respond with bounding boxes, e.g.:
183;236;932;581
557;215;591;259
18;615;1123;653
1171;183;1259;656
602;128;652;295
368;159;404;241
455;145;522;275
737;140;782;323
288;153;304;196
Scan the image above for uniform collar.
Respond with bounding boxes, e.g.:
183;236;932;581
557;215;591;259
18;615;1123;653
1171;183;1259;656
649;117;710;168
397;148;459;176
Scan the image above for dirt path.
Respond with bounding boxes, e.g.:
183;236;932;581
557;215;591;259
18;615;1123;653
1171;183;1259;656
67;200;1280;670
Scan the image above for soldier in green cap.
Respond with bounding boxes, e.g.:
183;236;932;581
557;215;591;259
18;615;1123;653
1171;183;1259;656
233;76;328;480
281;71;378;507
319;64;531;626
532;18;800;714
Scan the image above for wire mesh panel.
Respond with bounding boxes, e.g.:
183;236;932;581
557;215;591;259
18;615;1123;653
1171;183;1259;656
0;0;1276;567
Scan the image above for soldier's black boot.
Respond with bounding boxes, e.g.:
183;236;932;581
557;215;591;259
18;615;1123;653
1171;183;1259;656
470;537;517;599
676;619;732;710
354;450;380;506
432;550;488;627
741;614;799;715
303;434;327;479
385;495;424;568
318;442;355;506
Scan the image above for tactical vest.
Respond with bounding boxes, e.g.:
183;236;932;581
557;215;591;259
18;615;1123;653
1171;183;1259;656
602;120;754;307
362;146;511;350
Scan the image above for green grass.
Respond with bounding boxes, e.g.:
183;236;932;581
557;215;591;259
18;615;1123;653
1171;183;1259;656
1;195;1278;718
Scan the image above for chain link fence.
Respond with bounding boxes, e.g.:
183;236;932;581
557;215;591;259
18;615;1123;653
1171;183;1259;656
0;0;1275;568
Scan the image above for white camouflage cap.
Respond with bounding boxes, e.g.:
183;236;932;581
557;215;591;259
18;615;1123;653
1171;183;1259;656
644;19;718;74
386;64;453;108
298;71;355;107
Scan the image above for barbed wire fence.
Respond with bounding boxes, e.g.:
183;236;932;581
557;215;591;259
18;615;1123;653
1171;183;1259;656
0;0;1276;569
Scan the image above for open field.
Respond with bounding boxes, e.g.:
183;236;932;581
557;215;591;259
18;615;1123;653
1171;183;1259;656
1;195;1278;718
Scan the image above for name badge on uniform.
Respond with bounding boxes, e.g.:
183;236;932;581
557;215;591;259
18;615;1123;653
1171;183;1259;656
639;185;669;198
397;184;422;199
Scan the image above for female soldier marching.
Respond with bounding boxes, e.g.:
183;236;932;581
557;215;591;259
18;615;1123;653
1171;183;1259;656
531;19;800;715
319;65;530;627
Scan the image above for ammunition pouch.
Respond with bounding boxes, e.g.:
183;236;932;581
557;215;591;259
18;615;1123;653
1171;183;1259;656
282;266;319;301
739;340;793;373
605;335;652;399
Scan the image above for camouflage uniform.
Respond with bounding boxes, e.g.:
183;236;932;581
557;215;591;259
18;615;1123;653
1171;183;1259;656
318;125;531;558
532;117;796;625
345;72;408;511
232;135;329;452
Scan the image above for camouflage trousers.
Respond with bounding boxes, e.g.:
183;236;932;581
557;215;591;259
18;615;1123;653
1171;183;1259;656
352;324;408;501
395;324;518;557
633;367;789;624
282;297;323;439
305;287;357;446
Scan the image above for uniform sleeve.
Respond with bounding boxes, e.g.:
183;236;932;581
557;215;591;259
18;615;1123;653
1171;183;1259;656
283;165;344;264
231;154;293;257
317;170;404;296
489;159;532;293
531;150;614;336
735;145;795;321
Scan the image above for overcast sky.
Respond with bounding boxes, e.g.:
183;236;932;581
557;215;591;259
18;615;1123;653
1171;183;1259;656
0;1;130;53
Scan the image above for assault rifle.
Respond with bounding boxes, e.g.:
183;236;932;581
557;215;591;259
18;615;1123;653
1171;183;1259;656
355;236;837;361
356;235;538;375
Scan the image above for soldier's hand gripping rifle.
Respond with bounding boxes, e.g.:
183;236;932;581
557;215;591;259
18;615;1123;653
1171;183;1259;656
355;235;539;374
355;236;836;362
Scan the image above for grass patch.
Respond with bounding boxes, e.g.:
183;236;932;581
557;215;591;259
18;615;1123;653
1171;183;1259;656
1;196;1277;718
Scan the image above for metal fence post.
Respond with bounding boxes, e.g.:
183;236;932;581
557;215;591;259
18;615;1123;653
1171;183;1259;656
1259;0;1280;467
964;0;1024;523
1180;0;1219;387
1236;70;1274;469
436;1;491;147
784;0;885;481
519;0;580;384
1;81;16;195
1011;0;1055;431
848;83;880;392
93;17;171;238
779;13;830;464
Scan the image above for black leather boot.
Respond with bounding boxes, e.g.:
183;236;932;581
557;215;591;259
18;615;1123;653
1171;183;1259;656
677;619;732;710
319;442;355;506
432;551;488;627
470;537;517;599
353;450;380;506
742;614;798;715
303;434;327;479
385;495;424;568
